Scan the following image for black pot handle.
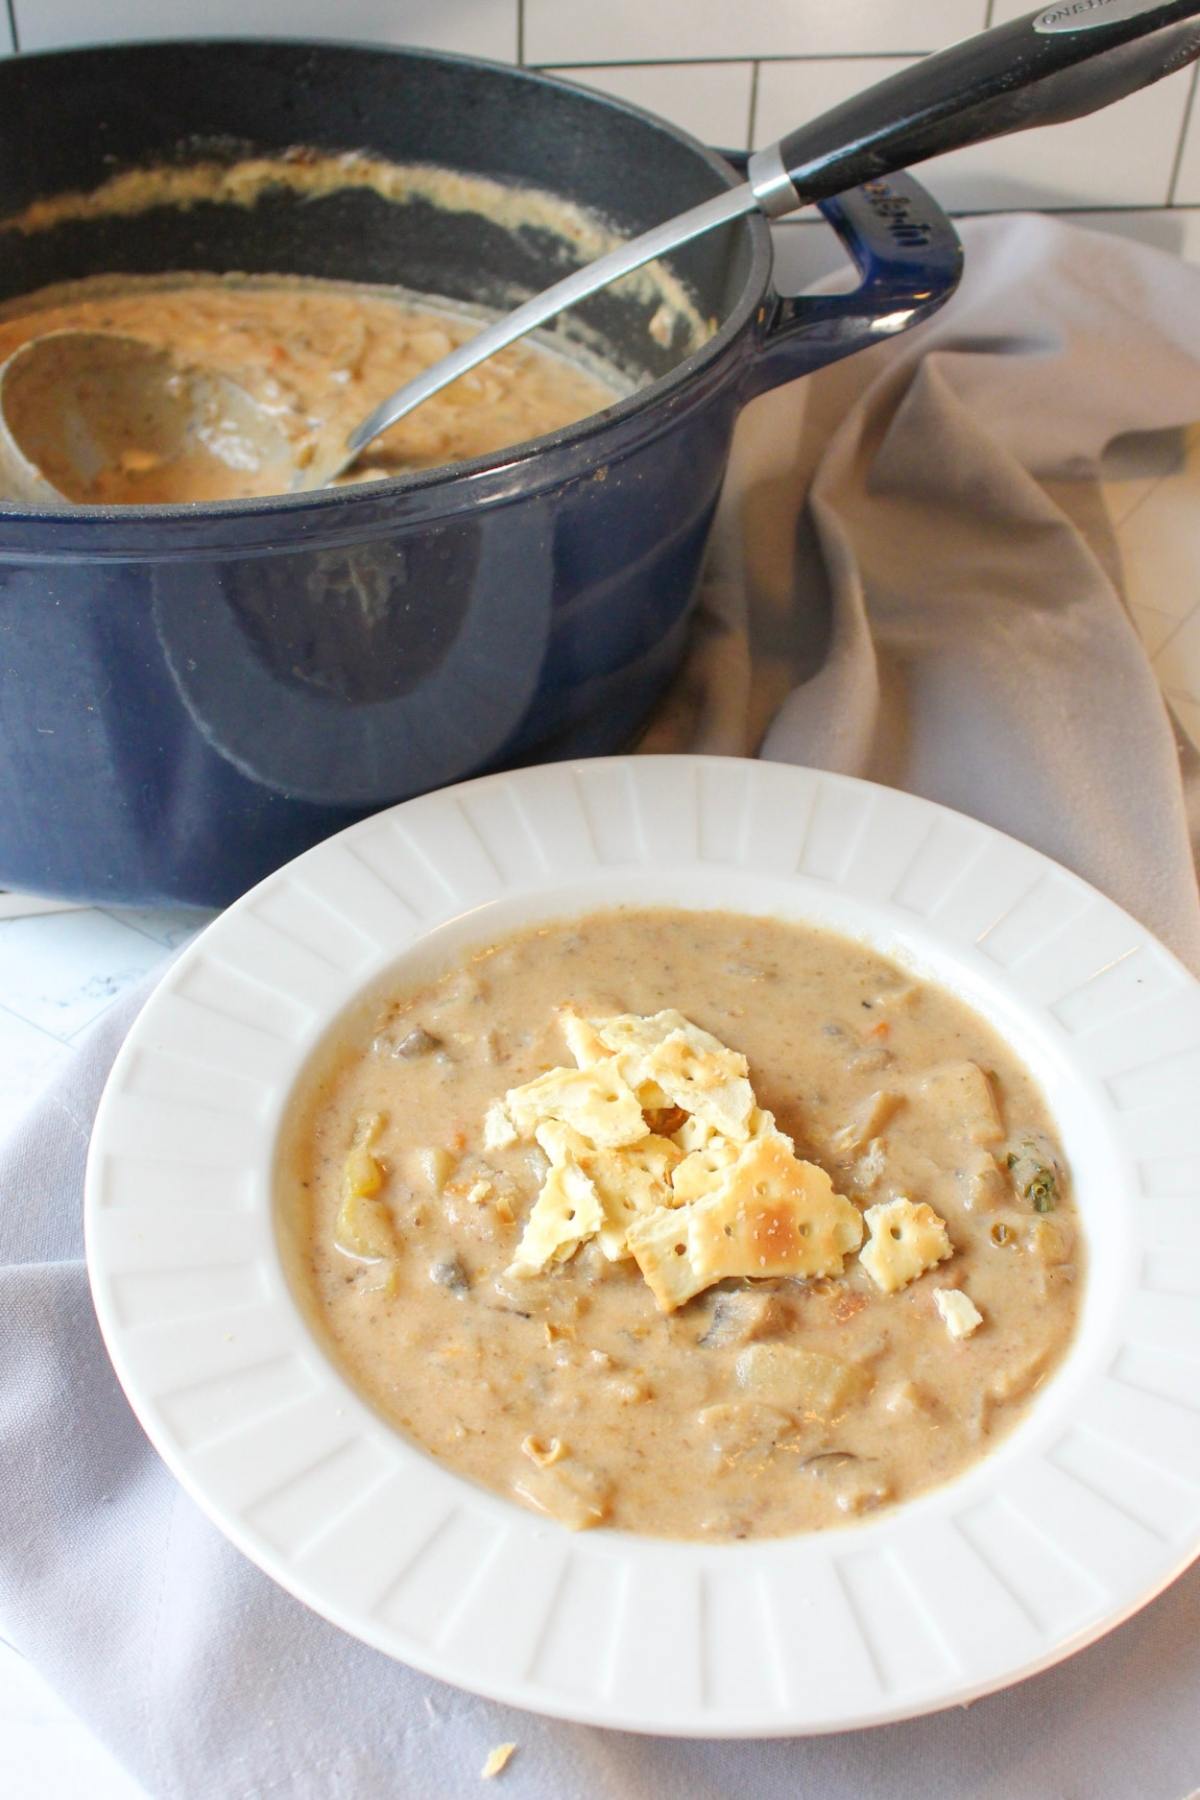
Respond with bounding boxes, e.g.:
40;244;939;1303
716;155;963;400
763;0;1200;210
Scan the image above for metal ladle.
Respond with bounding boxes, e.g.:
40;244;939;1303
334;0;1200;480
0;329;294;506
4;0;1198;507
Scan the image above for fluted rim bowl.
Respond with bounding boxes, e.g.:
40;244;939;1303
84;755;1200;1736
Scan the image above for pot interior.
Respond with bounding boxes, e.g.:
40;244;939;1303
0;41;762;393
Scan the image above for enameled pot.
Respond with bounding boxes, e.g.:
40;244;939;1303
0;40;961;906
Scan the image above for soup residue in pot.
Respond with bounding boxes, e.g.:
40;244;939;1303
0;273;626;503
279;908;1083;1541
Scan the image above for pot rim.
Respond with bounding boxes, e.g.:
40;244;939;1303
0;39;775;542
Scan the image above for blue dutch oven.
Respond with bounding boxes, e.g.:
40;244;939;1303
0;41;961;905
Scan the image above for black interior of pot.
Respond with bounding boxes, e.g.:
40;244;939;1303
0;41;757;389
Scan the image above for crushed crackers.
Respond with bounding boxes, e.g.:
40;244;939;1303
481;1742;517;1779
860;1197;953;1293
498;1009;864;1308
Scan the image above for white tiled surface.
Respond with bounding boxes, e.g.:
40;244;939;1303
1169;70;1200;207
1116;420;1200;749
0;905;211;1136
523;0;984;65
754;55;1198;210
0;910;169;1040
13;0;517;58
1050;206;1200;261
544;59;756;149
3;0;1200;210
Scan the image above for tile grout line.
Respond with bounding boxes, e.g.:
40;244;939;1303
4;0;17;52
771;204;1200;226
1167;61;1200;206
62;992;143;1047
91;904;186;951
747;59;761;155
1111;461;1191;534
1145;600;1200;670
0;896;87;921
0;991;74;1049
532;52;933;72
516;0;524;68
922;202;1200;216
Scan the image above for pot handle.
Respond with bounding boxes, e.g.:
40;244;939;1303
723;163;963;401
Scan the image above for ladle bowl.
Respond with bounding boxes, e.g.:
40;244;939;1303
0;329;293;505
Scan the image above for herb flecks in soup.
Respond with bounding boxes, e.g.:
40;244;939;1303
282;909;1081;1541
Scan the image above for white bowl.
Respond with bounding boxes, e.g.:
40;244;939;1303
84;756;1200;1737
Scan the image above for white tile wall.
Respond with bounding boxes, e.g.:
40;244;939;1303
755;55;1197;211
5;0;1200;220
1170;73;1200;205
524;0;985;65
775;203;1200;297
1052;206;1200;260
12;0;516;60
543;61;755;149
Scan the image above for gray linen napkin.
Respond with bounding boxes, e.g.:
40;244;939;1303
2;213;1199;1800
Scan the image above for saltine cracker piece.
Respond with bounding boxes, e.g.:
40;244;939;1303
504;1062;648;1149
672;1137;742;1205
509;1156;604;1272
622;1206;710;1310
673;1112;721;1154
591;1007;713;1060
627;1137;863;1312
481;1742;517;1779
641;1030;755;1140
483;1100;519;1150
558;1005;609;1070
582;1134;682;1260
588;1009;756;1137
687;1139;863;1284
673;1105;792;1159
672;1107;793;1197
860;1196;953;1293
571;1006;692;1110
534;1119;681;1261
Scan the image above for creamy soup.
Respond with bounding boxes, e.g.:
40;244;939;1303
0;273;623;502
280;909;1082;1540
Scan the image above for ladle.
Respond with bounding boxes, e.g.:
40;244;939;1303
4;0;1198;505
336;0;1200;481
0;329;293;506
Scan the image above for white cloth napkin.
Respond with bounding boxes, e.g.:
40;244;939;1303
2;214;1199;1800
